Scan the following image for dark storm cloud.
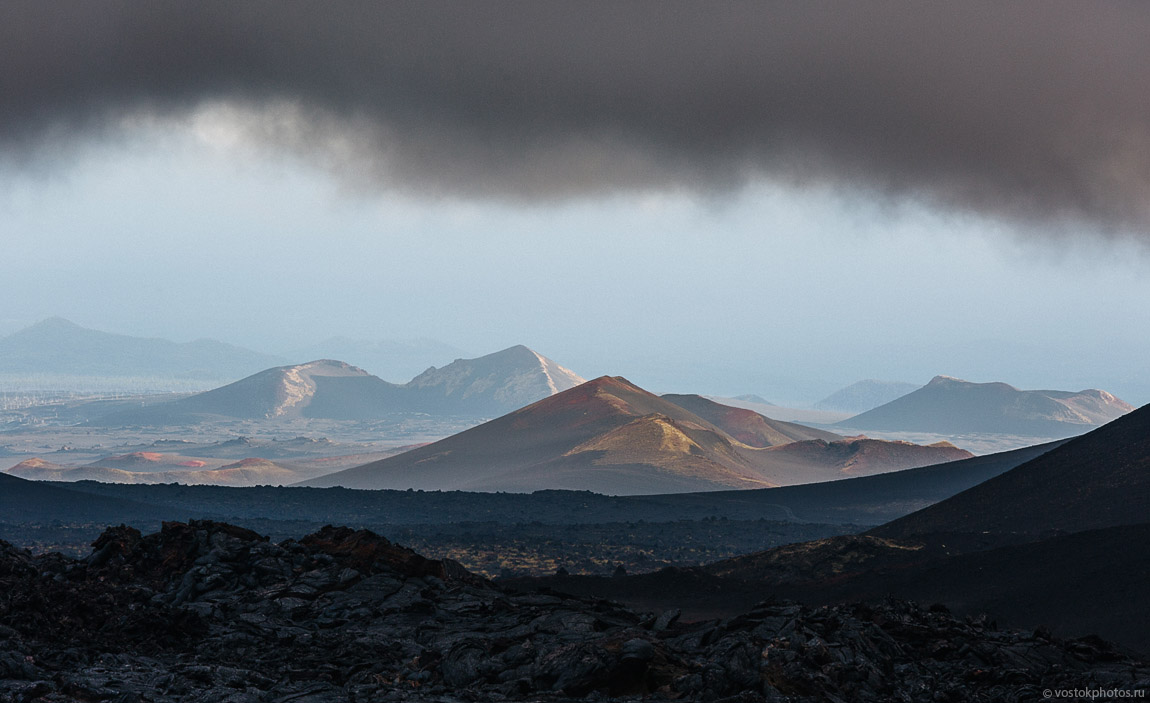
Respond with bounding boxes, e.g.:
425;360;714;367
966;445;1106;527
2;1;1149;230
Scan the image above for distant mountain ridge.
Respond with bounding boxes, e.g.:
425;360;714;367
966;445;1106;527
838;375;1133;436
814;379;919;414
93;346;585;424
286;336;468;382
303;376;971;495
0;317;284;382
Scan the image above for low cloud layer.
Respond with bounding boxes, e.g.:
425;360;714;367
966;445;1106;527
3;2;1149;232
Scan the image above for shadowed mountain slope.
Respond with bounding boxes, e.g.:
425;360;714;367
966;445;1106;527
872;401;1150;542
676;406;1150;651
0;317;282;380
813;379;919;414
303;377;971;495
840;375;1133;437
664;439;1062;525
660;394;841;447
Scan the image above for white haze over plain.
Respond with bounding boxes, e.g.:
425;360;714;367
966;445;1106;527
1;120;1148;406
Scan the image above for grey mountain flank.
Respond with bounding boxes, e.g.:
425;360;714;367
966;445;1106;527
92;346;585;425
402;344;585;416
732;394;774;406
0;317;283;381
303;376;971;495
839;375;1133;437
814;379;919;414
286;336;468;383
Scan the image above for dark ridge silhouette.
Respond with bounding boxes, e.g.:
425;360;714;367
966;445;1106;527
0;473;166;522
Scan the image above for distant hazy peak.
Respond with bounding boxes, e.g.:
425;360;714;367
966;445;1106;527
734;394;775;405
813;379;919;414
843;375;1133;436
14;316;110;337
0;316;286;384
28;316;84;331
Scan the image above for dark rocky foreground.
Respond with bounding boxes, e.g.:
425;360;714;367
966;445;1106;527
1;522;1146;702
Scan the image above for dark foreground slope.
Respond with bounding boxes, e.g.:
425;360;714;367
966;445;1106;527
1;520;1145;702
538;521;1150;652
526;406;1150;651
701;404;1150;649
763;524;1150;655
872;400;1150;542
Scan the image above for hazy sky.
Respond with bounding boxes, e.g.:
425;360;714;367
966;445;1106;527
2;3;1149;405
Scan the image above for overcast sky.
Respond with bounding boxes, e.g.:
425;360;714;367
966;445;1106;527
2;2;1149;405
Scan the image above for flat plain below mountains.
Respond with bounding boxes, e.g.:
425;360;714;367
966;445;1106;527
7;373;971;494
